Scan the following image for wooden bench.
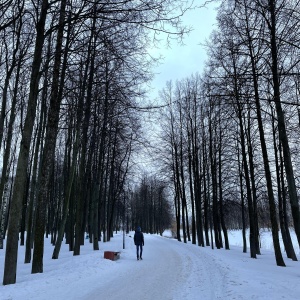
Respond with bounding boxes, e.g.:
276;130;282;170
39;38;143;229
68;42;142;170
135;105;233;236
104;251;120;261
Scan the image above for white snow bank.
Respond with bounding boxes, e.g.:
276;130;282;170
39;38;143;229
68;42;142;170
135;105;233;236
0;229;299;299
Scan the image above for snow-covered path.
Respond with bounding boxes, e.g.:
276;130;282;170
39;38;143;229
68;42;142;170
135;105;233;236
1;231;300;300
84;235;228;300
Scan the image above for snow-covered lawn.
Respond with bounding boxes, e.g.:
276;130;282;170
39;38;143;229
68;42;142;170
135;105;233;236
0;229;299;299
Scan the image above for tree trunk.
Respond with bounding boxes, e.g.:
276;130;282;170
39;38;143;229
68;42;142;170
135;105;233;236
237;106;256;258
187;135;196;244
32;0;68;273
24;63;48;263
268;0;300;248
218;129;229;250
192;112;204;247
203;139;210;247
246;113;260;255
209;109;221;249
3;0;48;285
52;131;78;259
275;137;297;261
243;10;285;264
73;27;94;255
237;143;247;253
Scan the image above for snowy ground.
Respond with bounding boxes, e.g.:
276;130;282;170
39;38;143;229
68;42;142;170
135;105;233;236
0;229;299;300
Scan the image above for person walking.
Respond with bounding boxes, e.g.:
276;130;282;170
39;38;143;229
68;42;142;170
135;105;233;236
134;226;144;260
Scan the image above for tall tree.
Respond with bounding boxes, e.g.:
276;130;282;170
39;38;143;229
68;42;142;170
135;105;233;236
3;0;49;285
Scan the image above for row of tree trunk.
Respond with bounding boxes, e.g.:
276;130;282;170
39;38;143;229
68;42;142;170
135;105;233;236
0;0;190;285
156;0;300;267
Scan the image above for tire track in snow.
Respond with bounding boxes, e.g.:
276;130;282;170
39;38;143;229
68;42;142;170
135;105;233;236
167;238;229;299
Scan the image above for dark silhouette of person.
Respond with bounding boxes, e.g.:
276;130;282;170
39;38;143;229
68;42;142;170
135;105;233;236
134;226;144;260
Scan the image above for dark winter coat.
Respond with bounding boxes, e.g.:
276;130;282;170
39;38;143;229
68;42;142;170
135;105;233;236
134;230;144;246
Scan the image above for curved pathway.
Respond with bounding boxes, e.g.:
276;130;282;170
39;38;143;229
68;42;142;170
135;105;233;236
84;235;228;300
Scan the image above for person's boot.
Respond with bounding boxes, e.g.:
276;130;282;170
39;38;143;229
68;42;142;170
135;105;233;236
137;256;139;260
140;256;142;260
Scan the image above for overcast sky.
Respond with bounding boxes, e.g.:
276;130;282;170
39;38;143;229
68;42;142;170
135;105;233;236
133;2;220;177
147;2;219;101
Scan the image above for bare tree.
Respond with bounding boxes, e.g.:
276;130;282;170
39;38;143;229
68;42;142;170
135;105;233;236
3;0;49;285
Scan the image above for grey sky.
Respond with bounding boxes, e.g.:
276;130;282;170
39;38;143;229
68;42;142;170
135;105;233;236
132;2;219;176
148;2;219;101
